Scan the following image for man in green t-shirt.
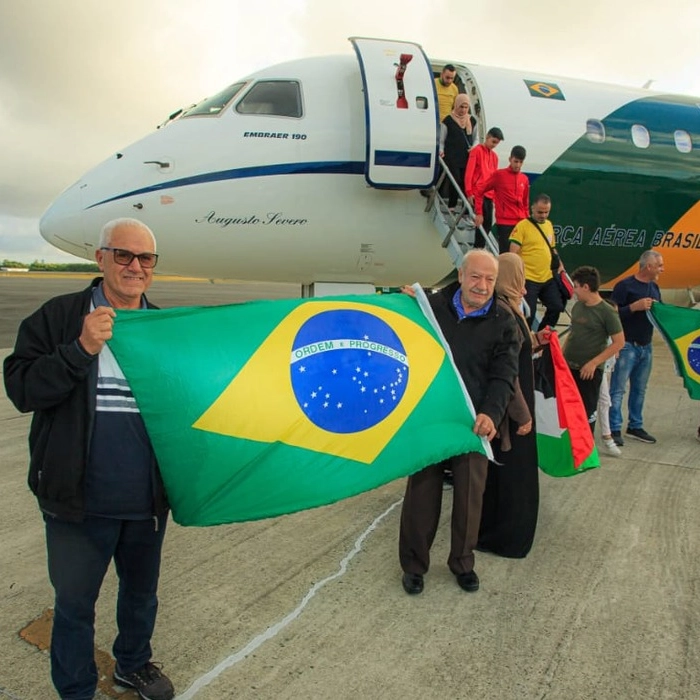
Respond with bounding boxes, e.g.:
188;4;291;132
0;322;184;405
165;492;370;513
563;266;624;434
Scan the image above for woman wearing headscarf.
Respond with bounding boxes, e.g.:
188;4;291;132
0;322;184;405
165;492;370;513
477;252;541;558
439;93;476;210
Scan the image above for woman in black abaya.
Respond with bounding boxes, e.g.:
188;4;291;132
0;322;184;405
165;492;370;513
478;253;540;558
439;93;476;210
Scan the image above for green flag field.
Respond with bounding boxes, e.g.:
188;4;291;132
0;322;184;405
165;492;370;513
108;291;487;525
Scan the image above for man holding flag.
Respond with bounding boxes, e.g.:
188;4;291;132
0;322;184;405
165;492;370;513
4;219;175;700
609;250;664;446
399;250;520;595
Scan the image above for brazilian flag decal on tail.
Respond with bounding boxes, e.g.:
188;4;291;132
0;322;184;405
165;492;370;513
524;80;565;100
108;290;487;525
648;303;700;400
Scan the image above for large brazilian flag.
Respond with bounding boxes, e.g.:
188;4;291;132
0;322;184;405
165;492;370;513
108;288;488;526
648;303;700;400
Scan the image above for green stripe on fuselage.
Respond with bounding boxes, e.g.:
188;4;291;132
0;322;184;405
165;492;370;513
531;94;700;283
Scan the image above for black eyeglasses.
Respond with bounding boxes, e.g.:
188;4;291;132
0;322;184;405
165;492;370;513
101;247;159;268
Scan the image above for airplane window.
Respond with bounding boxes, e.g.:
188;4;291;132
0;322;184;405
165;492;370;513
181;82;247;117
236;81;303;118
586;119;605;144
631;124;650;149
674;129;693;153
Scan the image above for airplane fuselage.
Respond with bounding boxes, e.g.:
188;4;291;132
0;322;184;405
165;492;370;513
40;39;700;290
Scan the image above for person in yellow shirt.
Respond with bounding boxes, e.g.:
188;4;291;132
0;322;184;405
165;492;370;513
435;64;459;122
509;193;565;329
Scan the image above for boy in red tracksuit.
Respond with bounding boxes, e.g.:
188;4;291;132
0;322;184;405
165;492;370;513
464;126;504;247
474;145;529;253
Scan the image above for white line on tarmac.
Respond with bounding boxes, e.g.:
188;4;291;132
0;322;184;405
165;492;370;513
176;498;403;699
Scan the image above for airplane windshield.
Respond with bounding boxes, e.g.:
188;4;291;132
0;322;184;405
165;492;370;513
182;82;247;117
235;81;303;118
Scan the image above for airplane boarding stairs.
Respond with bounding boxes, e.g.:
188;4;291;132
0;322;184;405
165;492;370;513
425;161;571;332
427;158;499;268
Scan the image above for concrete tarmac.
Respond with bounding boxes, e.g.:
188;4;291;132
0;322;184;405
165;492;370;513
1;276;700;700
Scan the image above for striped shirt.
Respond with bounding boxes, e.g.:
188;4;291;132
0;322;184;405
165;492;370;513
84;284;155;518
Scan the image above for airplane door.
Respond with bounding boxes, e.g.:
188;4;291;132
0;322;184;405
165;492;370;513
350;37;438;189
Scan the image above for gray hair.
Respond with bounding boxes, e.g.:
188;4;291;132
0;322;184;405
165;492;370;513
99;218;156;250
460;248;499;271
638;250;661;269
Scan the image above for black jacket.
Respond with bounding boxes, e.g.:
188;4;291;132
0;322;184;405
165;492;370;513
429;282;520;425
3;278;169;521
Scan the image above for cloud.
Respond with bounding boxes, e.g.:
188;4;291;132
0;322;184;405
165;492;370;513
1;0;700;261
0;215;79;263
0;1;306;220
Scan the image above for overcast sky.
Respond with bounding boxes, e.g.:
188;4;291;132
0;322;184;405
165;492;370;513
2;0;700;262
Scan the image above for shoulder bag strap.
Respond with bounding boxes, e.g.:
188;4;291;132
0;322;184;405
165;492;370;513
529;217;559;268
529;218;554;252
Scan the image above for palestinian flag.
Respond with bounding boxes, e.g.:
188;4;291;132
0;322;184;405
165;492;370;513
648;302;700;400
534;332;600;477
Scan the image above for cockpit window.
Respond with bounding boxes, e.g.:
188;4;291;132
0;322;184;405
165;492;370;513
235;81;303;118
182;82;247;117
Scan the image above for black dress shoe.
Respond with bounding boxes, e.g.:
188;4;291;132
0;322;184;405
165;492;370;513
402;572;424;595
456;570;479;592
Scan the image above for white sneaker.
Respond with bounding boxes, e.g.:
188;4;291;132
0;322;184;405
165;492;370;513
602;438;622;457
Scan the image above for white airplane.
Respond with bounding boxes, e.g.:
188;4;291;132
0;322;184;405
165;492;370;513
40;37;700;295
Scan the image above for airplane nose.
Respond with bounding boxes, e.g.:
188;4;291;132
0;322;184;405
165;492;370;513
40;181;91;259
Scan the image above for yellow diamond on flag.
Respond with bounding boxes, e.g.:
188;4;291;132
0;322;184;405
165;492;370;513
531;82;559;97
673;327;700;384
193;300;446;463
524;80;565;100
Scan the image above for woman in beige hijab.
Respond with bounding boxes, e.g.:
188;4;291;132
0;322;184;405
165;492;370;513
439;93;476;210
478;253;540;558
496;252;527;317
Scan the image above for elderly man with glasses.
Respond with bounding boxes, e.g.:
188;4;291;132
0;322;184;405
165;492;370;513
4;218;175;700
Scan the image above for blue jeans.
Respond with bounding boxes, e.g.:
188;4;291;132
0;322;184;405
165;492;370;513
45;515;167;700
608;342;653;432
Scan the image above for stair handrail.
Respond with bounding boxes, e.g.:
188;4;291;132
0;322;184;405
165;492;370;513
433;157;499;257
431;159;572;331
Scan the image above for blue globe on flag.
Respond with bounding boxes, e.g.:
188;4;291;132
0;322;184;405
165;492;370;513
687;335;700;376
290;310;409;433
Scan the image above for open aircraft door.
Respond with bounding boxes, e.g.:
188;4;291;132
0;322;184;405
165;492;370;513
350;37;439;189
